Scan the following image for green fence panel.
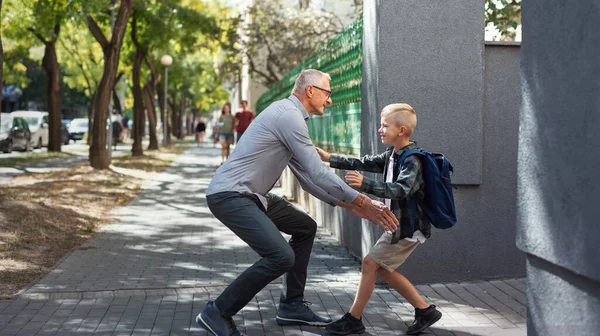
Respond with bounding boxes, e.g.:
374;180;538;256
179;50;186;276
256;19;363;155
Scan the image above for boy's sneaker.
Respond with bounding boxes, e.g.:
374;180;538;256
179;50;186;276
196;301;246;336
276;300;332;326
406;305;442;335
326;313;366;335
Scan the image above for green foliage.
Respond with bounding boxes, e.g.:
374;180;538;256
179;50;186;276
485;0;521;41
139;1;237;114
2;0;239;119
1;39;33;88
58;20;104;97
3;0;78;43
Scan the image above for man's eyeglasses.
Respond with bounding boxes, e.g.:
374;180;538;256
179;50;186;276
312;85;332;99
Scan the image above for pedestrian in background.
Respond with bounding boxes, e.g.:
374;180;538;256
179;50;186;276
217;103;234;163
234;100;254;144
195;119;206;146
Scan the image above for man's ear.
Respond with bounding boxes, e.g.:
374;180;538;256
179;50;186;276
306;86;313;98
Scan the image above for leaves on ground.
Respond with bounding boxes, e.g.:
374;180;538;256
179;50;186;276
0;146;186;299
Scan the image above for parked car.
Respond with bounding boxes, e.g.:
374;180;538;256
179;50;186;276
67;118;89;142
0;113;32;153
11;110;49;149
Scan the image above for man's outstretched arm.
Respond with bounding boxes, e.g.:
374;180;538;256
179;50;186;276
339;195;398;232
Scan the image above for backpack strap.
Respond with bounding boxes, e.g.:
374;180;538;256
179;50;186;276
397;148;422;168
409;198;416;238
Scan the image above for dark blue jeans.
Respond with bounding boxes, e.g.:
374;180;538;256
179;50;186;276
207;192;317;319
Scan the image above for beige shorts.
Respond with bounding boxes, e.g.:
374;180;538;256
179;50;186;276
367;232;420;272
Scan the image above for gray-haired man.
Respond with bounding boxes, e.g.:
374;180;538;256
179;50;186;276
196;69;399;336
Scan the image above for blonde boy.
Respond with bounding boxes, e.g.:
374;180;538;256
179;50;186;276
316;104;441;335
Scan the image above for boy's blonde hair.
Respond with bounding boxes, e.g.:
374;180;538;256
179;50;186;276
381;103;417;137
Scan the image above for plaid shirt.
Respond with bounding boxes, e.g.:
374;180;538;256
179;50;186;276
330;143;431;243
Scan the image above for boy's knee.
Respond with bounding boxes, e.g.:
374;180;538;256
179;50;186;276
362;256;381;273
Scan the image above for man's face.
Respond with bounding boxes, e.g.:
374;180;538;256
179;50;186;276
241;101;248;109
307;78;332;116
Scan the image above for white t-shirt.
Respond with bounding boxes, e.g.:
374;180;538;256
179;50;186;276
385;156;426;243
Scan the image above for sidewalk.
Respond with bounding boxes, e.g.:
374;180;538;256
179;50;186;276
0;146;527;335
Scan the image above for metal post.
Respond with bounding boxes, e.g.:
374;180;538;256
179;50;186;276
163;67;168;146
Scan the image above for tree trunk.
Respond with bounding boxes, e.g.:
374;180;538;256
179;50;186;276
156;79;170;144
131;49;145;156
130;13;145;156
112;88;122;115
191;108;198;133
181;95;187;139
143;83;158;150
146;58;171;144
186;113;191;136
87;0;134;169
112;72;124;116
169;94;178;138
42;40;62;152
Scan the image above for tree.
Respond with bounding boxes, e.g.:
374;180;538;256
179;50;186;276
129;13;146;156
125;0;219;150
59;20;103;143
3;0;77;152
485;0;521;41
86;0;134;169
240;0;342;86
143;57;160;149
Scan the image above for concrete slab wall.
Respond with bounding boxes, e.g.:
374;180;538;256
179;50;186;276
518;0;600;334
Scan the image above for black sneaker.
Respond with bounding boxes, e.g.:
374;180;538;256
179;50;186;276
276;300;332;326
406;305;442;335
326;313;365;335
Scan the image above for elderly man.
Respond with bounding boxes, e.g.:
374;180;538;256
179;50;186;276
197;69;398;336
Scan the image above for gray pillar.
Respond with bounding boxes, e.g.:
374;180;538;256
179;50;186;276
518;1;600;335
362;0;485;185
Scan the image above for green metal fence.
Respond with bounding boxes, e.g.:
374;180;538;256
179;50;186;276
256;19;363;154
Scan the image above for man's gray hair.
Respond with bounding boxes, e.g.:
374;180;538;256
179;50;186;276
291;69;331;95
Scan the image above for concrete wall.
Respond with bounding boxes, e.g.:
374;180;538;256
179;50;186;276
280;0;526;284
518;1;600;334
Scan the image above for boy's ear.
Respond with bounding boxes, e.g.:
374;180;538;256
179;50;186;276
399;125;407;136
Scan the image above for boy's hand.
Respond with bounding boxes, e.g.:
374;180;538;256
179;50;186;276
315;147;331;162
345;171;364;188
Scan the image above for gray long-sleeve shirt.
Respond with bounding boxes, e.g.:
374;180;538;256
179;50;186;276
206;95;359;210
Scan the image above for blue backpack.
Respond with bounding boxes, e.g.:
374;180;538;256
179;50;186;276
397;148;457;231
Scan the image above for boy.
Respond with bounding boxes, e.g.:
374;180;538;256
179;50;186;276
316;103;442;335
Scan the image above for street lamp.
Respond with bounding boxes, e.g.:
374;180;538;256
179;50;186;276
161;55;173;146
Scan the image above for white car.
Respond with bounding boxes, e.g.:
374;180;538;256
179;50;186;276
11;110;49;149
67;118;89;142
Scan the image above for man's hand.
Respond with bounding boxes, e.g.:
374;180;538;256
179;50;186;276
315;147;331;162
347;195;398;232
345;171;363;188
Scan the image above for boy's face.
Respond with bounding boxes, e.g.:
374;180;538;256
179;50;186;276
378;115;406;145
